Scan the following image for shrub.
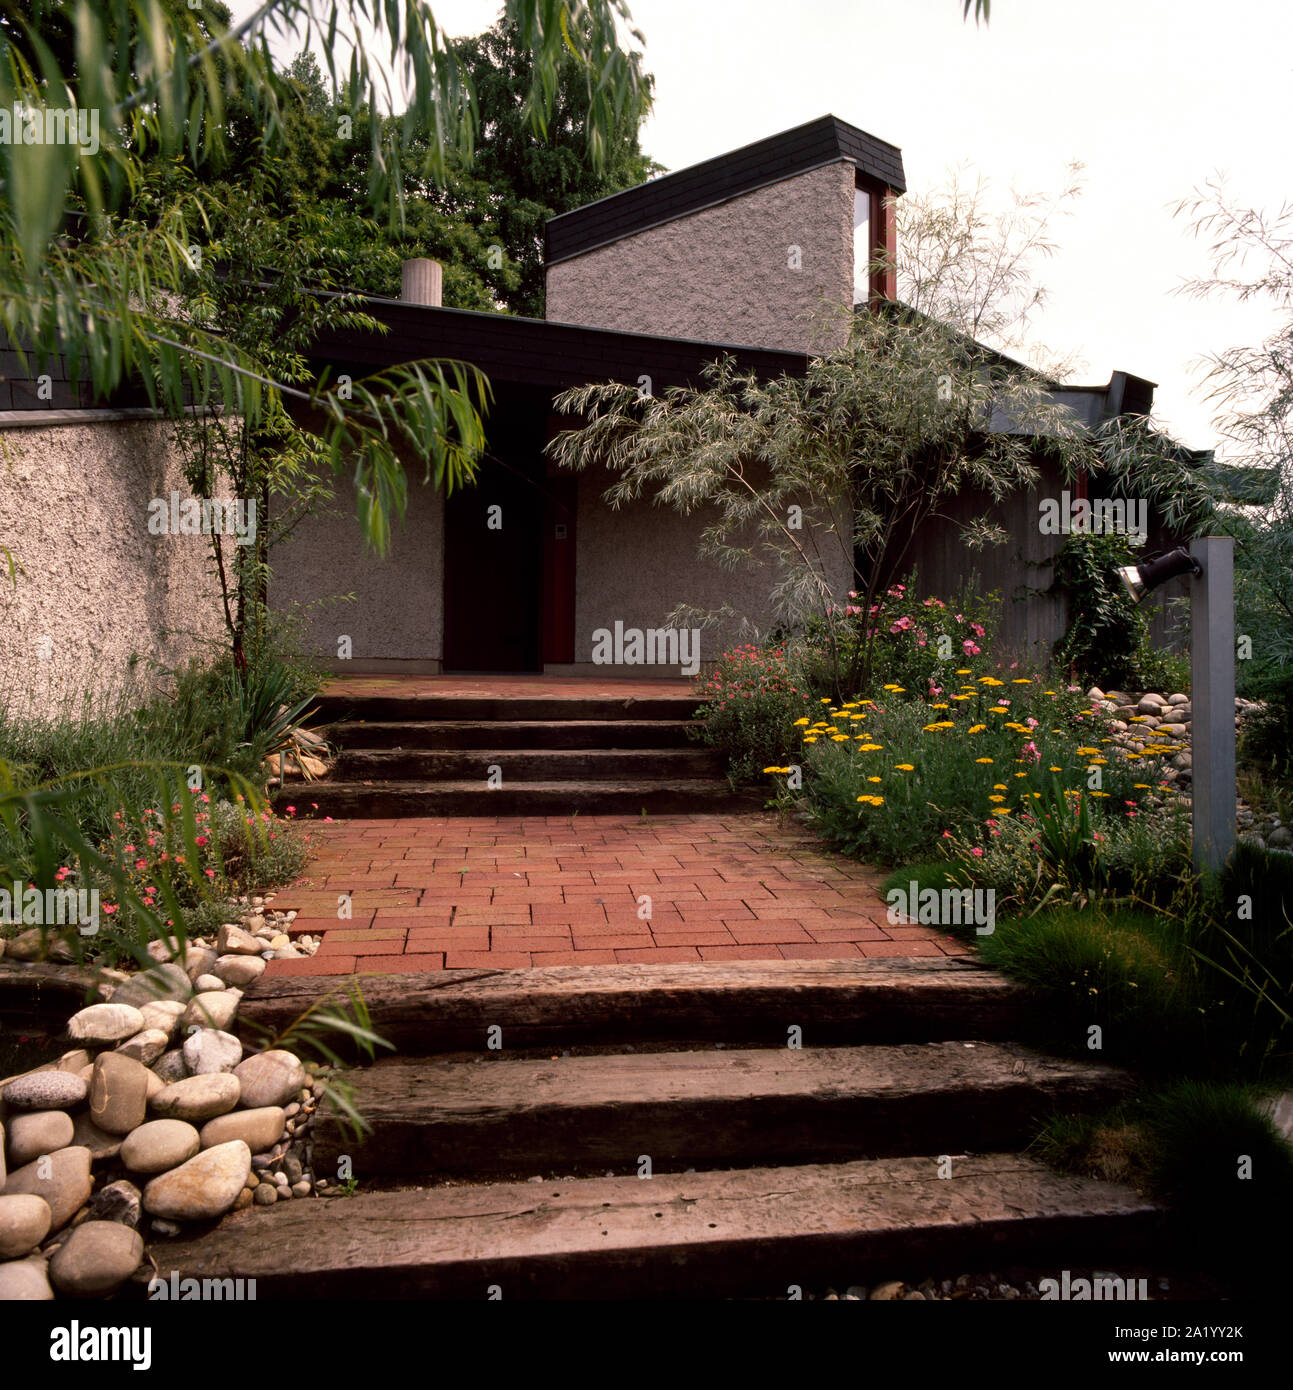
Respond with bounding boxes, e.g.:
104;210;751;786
693;644;812;786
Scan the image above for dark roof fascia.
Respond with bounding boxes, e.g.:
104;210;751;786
303;297;809;395
545;114;905;266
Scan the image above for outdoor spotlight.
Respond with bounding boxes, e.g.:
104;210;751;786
1115;547;1203;605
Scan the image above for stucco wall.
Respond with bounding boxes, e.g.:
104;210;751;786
0;416;226;720
545;162;855;354
269;455;445;671
569;465;853;674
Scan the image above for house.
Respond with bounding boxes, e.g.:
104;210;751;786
273;113;1188;678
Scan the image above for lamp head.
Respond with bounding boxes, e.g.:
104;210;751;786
1116;547;1202;606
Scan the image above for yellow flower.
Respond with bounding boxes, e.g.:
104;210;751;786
929;703;950;710
882;684;906;692
988;794;1005;803
1091;790;1110;798
803;737;818;744
855;794;885;806
995;807;1013;815
831;734;850;742
1030;791;1043;799
951;694;970;701
979;676;1004;686
955;668;973;675
857;742;884;751
867;776;882;783
993;783;1007;790
894;763;915;771
1133;783;1151;789
848;712;867;720
793;718;810;726
975;757;994;764
843;702;859;709
1012;678;1033;684
1075;747;1100;757
763;766;789;774
821;698;832;703
1014;772;1028;779
1049;766;1063;773
968;724;986;734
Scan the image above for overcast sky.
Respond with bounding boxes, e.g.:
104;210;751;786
233;0;1293;454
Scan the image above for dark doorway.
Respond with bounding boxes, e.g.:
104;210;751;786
442;390;550;671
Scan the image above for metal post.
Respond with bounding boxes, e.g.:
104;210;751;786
1189;537;1236;873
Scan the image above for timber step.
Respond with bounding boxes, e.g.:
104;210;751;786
325;719;699;750
313;693;698;723
140;1153;1163;1300
237;959;1035;1052
312;1042;1134;1179
333;747;723;781
276;778;748;818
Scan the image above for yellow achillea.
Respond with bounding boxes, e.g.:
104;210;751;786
856;794;884;806
857;742;884;751
894;763;915;771
831;734;850;742
763;766;794;774
975;757;994;764
867;776;882;783
955;668;973;675
968;724;986;734
979;677;1005;686
794;718;810;726
988;794;1006;803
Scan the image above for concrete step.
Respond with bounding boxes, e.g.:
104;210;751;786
238;958;1033;1053
333;747;723;781
326;719;699;751
312;1042;1133;1179
314;694;699;724
272;778;747;819
141;1153;1163;1299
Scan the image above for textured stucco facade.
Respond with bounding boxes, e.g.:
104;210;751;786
270;455;446;672
0;417;226;719
545;162;856;354
566;465;853;676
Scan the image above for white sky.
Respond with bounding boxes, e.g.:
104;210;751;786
231;0;1293;454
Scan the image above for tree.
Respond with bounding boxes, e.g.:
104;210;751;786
0;0;650;553
1175;182;1293;770
548;170;1171;698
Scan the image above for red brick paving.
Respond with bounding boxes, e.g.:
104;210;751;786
265;813;969;977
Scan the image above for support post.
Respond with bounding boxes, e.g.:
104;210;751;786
1189;537;1236;873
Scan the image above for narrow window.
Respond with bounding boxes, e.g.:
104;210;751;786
853;186;871;305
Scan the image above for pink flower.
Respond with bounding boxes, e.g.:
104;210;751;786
1025;717;1038;729
971;847;984;858
195;835;208;847
941;830;952;838
962;640;981;656
134;860;147;871
890;616;913;632
971;623;986;637
1022;741;1041;763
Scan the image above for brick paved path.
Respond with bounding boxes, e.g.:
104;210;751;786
266;813;971;977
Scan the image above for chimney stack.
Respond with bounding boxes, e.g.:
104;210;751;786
401;258;443;307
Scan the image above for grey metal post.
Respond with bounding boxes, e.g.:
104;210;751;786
1189;537;1236;873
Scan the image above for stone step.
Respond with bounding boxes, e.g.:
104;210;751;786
332;747;724;782
312;1042;1133;1179
272;778;747;819
326;719;699;751
238;958;1032;1053
142;1153;1163;1299
313;694;699;724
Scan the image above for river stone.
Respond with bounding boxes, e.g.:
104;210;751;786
65;1003;146;1045
70;1115;123;1163
212;954;266;987
0;1254;54;1299
138;1000;186;1038
192;974;225;994
110;962;193;1009
57;1050;92;1074
85;1178;142;1228
49;1220;144;1297
217;923;263;956
182;990;240;1032
115;1028;170;1067
183;947;219;983
233;1050;306;1109
150;1073;240;1122
199;1107;285;1153
2;1072;87;1112
253;1182;277;1205
0;1193;51;1258
182;1029;243;1075
2;1146;92;1230
5;1110;74;1167
152;1049;188;1085
121;1119;201;1175
89;1053;149;1136
142;1140;250;1221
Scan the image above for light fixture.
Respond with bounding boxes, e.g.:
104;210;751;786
1116;547;1202;605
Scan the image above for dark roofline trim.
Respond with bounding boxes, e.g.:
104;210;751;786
545;113;905;267
544;157;868;266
